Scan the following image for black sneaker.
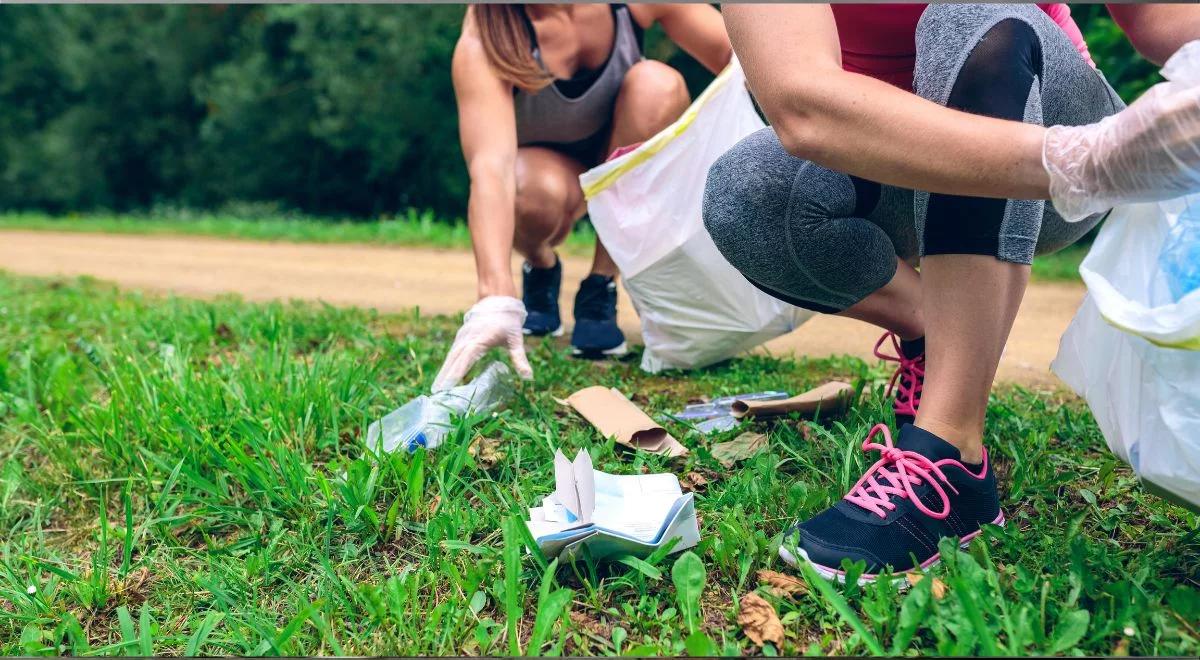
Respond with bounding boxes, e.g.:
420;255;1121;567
874;332;924;427
780;423;1003;583
570;274;627;358
522;258;563;337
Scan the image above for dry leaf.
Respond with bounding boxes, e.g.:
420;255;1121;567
906;572;947;600
468;436;504;469
711;432;767;468
569;609;611;638
757;569;807;598
681;471;710;493
738;592;784;647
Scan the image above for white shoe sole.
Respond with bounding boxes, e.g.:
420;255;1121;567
571;341;628;358
778;512;1005;587
523;325;564;338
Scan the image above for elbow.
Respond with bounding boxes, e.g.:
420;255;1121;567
466;155;514;186
754;74;841;163
1125;25;1193;67
1126;32;1169;67
773;113;829;163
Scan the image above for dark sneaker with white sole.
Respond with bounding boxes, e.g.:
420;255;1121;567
780;423;1003;583
522;258;563;337
874;332;925;427
570;274;627;358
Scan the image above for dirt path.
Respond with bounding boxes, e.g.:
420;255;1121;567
0;229;1083;387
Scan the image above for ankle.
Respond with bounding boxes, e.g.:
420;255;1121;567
912;417;984;464
526;249;558;270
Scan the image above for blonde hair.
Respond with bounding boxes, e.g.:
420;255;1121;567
472;5;553;92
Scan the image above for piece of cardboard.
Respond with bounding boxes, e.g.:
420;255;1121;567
730;381;855;420
567;386;688;458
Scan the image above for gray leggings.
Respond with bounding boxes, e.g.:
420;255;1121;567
703;4;1125;313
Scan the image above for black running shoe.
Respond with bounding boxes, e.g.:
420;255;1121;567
874;333;925;427
570;274;627;358
780;423;1003;583
522;258;563;337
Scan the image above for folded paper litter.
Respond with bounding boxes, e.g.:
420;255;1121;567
526;449;700;562
730;381;855;420
567;386;688;457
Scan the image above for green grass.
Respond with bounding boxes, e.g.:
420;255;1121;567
0;210;597;256
0;210;1086;283
2;271;1197;656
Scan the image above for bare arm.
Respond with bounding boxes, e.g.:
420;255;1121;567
723;4;1050;200
1108;4;1200;66
631;4;733;74
452;17;519;299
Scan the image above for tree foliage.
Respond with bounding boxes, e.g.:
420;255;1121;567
0;5;1165;219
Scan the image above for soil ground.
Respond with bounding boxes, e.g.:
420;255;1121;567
0;229;1084;386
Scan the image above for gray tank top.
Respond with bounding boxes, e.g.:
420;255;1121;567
514;5;643;147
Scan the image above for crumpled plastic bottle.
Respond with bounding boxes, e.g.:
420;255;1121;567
367;362;514;453
1158;194;1200;302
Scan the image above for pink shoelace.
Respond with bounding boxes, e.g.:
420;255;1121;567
874;332;924;418
843;424;957;520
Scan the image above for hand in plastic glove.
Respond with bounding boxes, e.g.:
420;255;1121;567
1044;40;1200;222
432;296;533;392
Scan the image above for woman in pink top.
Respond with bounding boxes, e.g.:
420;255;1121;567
702;4;1200;581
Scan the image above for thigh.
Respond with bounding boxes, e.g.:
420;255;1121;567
912;4;1124;262
913;4;1123;122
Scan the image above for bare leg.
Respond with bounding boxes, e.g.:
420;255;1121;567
835;259;925;340
592;60;691;277
914;254;1029;463
513;146;587;268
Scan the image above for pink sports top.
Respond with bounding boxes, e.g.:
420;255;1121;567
831;4;1094;90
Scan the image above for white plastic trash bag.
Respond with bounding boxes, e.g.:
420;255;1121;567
1052;199;1200;510
579;61;812;372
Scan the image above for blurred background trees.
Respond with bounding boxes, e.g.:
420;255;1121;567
0;4;1163;220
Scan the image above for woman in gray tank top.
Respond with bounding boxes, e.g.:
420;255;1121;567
433;5;731;389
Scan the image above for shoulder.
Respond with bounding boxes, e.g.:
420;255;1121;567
453;17;487;69
625;4;662;30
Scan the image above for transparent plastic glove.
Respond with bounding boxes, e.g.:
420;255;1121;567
432;296;532;391
1044;40;1200;222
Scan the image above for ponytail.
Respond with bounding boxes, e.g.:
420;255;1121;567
473;5;553;92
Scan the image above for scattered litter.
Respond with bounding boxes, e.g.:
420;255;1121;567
906;572;948;600
1159;196;1200;301
757;569;807;598
468;435;504;469
669;391;788;435
711;432;768;468
737;592;784;647
567;386;688;457
525;449;699;562
731;381;855;420
680;471;710;493
694;415;741;434
366;362;513;453
673;391;789;421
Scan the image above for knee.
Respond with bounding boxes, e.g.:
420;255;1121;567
515;170;572;240
702;128;798;260
616;61;689;129
915;7;1042;105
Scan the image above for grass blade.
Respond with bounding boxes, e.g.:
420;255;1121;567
799;562;884;655
185;611;224;656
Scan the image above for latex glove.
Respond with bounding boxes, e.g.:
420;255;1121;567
1044;40;1200;222
432;296;533;391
